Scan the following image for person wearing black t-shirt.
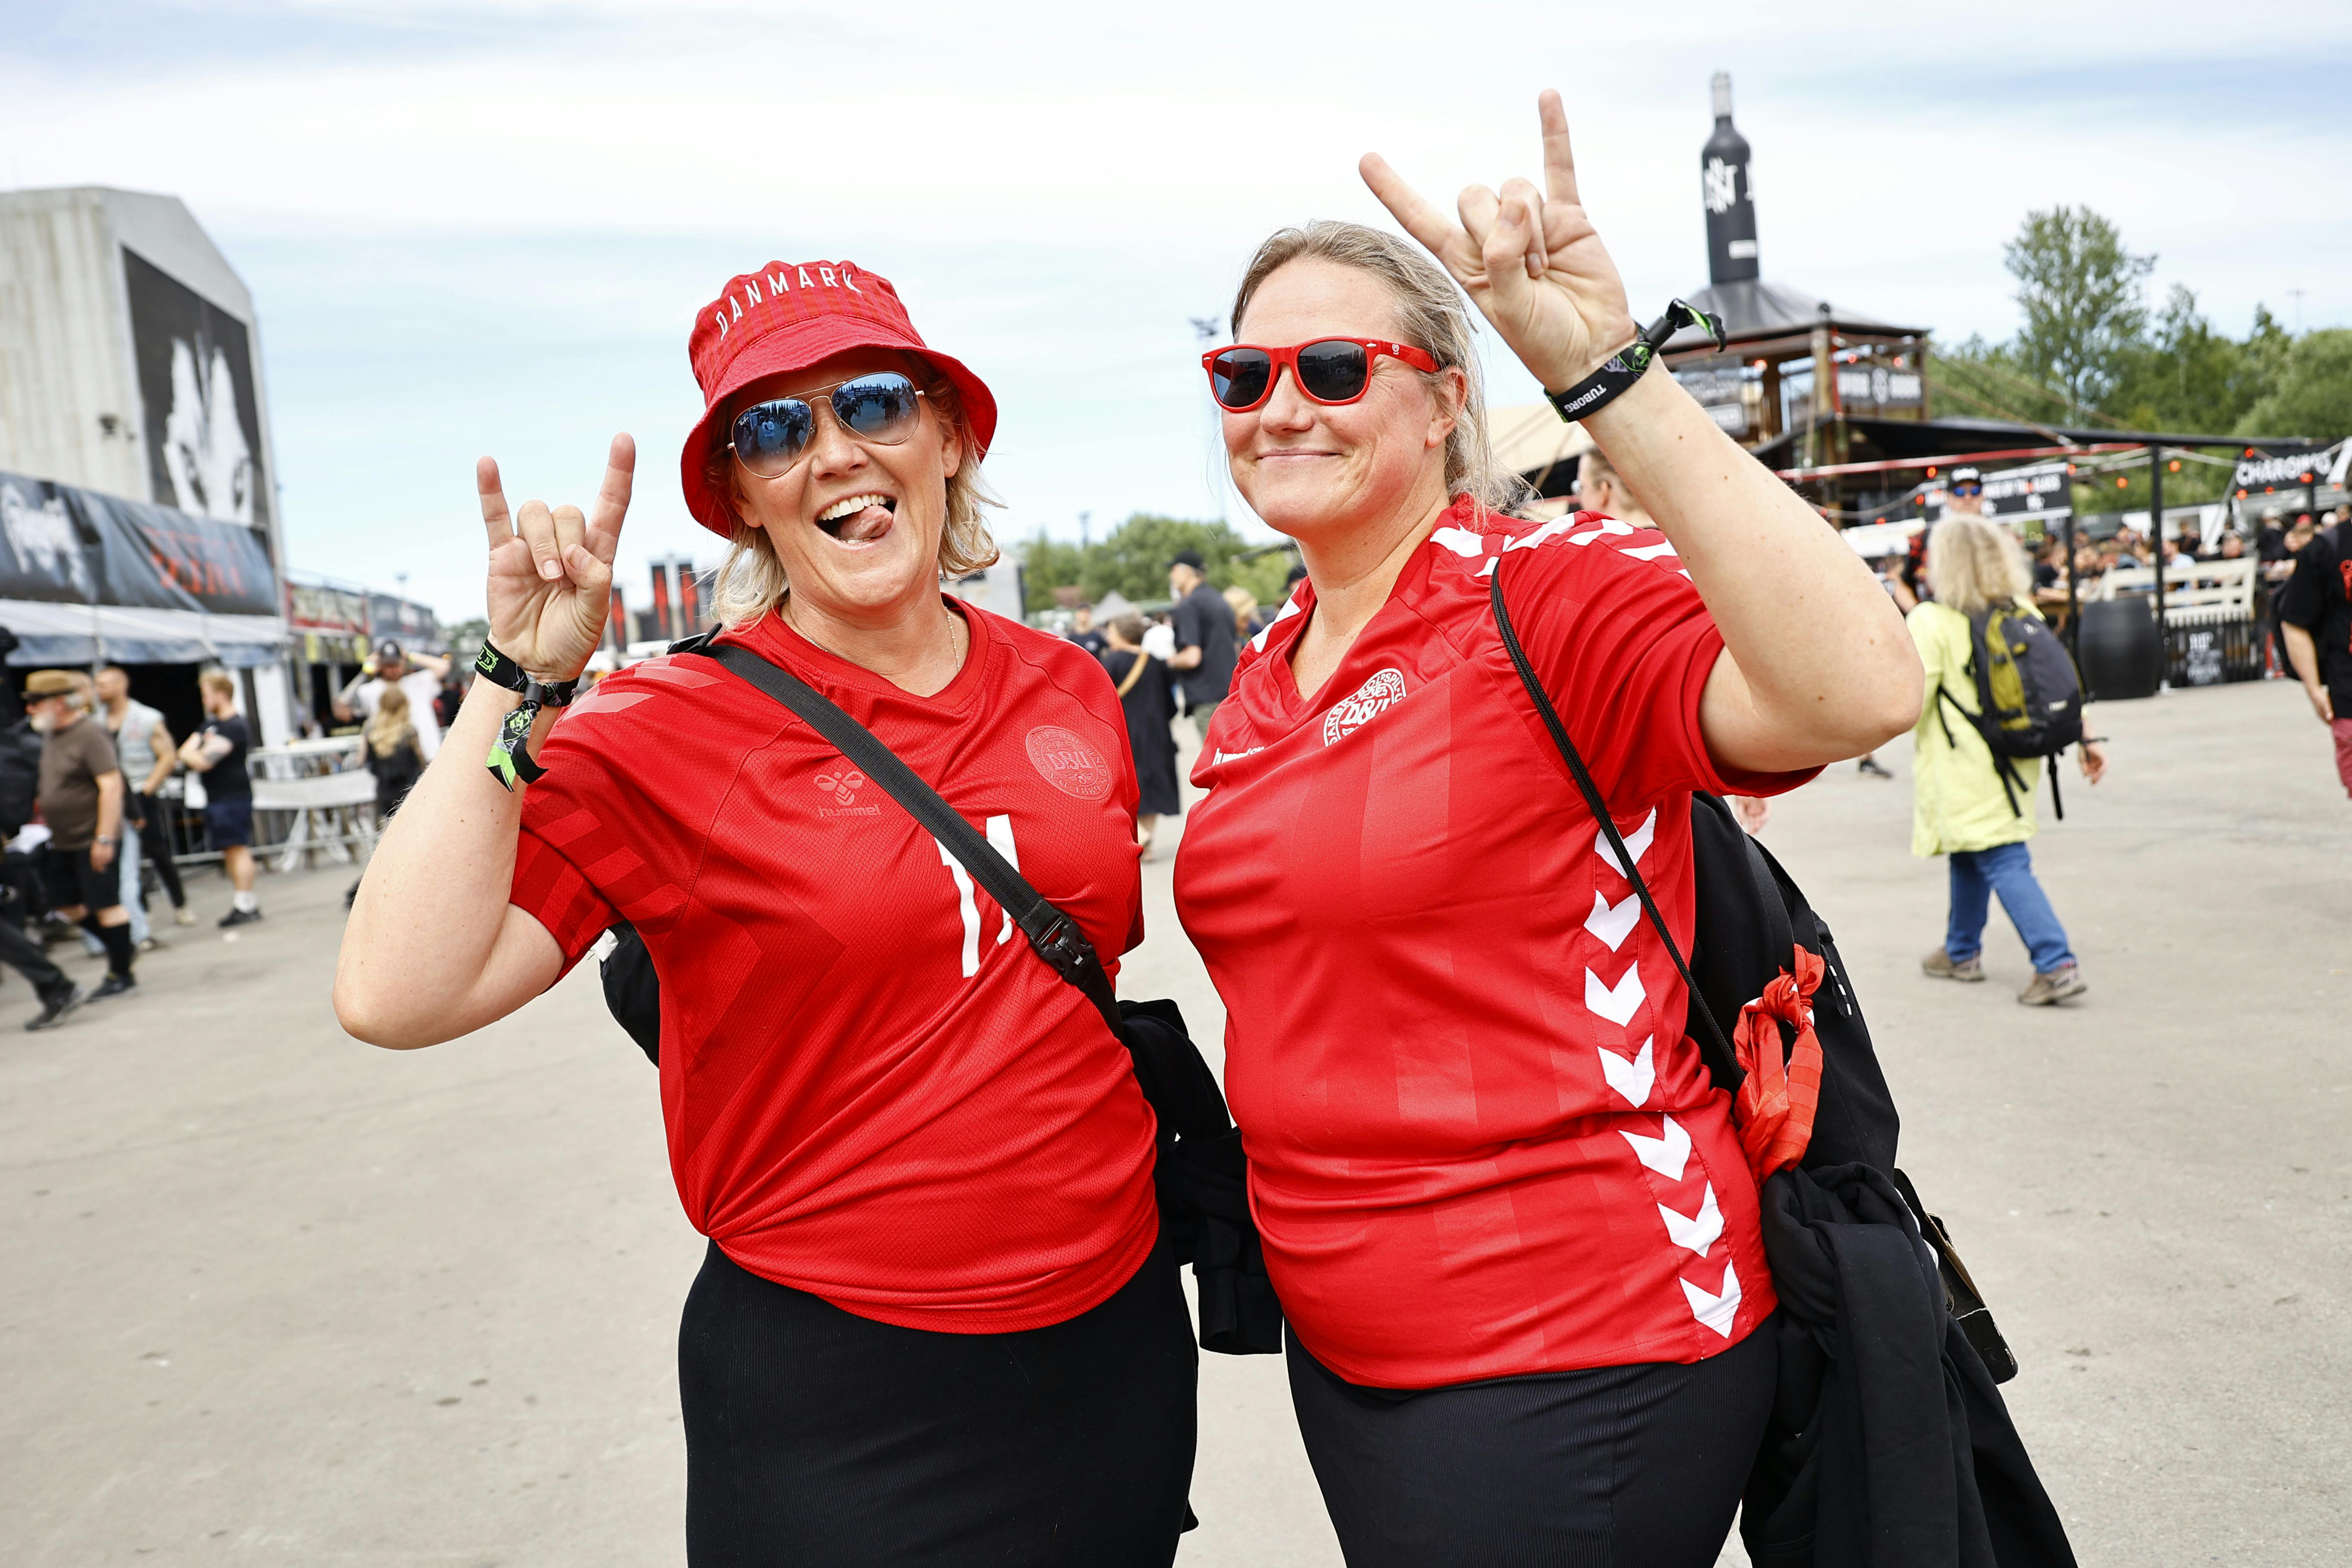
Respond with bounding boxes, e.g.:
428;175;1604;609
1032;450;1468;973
178;670;262;926
2279;516;2352;799
1166;550;1237;739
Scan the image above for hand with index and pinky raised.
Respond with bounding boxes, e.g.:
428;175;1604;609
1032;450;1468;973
478;433;634;683
1360;89;1643;396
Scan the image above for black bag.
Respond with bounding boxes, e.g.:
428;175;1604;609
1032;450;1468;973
595;637;1281;1356
1935;600;2084;819
1491;562;2076;1568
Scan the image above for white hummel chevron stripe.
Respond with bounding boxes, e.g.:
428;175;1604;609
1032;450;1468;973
1597;1036;1654;1108
1568;519;1638;544
1620;1114;1690;1180
1681;1259;1742;1338
1620;539;1679;562
1585;888;1640;950
1429;526;1487;557
1594;808;1657;878
1248;597;1302;654
1658;1182;1724;1258
986;815;1018;946
1584;963;1645;1026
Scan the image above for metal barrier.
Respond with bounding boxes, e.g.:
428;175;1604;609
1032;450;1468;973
163;736;380;873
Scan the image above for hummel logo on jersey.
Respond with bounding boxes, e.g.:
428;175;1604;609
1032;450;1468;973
1321;670;1408;747
815;769;867;806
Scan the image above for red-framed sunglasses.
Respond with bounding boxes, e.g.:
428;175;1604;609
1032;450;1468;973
1202;338;1440;412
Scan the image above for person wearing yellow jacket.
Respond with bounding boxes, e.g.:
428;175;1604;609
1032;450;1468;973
1908;512;2108;1005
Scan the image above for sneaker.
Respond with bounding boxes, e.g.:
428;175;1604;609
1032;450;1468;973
137;936;168;953
1921;947;1985;982
173;908;196;927
1858;756;1895;779
88;973;137;1002
26;983;83;1031
2018;965;2088;1006
218;906;263;928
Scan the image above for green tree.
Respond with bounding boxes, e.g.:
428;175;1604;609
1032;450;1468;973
2102;287;2268;437
2236;327;2352;444
2005;205;2155;417
1017;513;1293;615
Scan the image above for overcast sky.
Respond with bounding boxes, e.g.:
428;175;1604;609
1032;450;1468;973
7;0;2348;619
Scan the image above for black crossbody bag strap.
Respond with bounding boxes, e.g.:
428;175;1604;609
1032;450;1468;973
1488;562;1744;1090
697;641;1128;1040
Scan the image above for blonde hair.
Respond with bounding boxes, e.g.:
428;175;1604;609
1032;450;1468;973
705;355;1001;629
197;669;236;701
366;685;416;760
1228;220;1531;519
1926;516;2032;616
1222;585;1259;634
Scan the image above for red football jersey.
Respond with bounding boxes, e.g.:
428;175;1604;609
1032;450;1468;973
1173;496;1816;1387
508;603;1160;1334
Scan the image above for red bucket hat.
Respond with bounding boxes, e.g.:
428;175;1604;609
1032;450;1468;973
679;259;998;537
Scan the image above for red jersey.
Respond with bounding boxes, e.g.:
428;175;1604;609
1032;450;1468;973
508;602;1160;1334
1173;496;1815;1387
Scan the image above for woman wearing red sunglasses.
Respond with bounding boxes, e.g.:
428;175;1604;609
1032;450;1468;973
337;262;1194;1564
1173;93;1924;1565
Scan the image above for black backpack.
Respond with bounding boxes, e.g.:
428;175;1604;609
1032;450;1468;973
1490;563;2077;1568
0;719;41;839
1935;600;2085;818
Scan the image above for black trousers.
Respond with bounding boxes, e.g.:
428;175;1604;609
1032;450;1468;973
132;794;185;909
680;1237;1197;1567
1288;1316;1777;1568
0;913;67;997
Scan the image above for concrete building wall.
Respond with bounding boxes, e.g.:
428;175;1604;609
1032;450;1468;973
0;190;148;499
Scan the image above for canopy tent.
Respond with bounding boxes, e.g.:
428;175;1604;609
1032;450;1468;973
0;599;284;667
1663;281;1926;358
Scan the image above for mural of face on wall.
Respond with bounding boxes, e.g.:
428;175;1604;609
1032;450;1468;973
162;336;256;524
124;248;270;531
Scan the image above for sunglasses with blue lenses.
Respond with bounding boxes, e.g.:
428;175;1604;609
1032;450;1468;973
729;372;925;479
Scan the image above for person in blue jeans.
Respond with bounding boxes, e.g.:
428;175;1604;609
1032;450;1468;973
1905;509;2108;1005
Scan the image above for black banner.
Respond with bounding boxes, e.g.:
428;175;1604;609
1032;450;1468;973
0;469;278;615
124;248;271;531
2232;444;2337;493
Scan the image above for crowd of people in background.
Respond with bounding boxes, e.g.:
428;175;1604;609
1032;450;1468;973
0;632;475;1032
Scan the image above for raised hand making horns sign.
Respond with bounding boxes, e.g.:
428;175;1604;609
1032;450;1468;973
1360;89;1640;397
478;433;636;683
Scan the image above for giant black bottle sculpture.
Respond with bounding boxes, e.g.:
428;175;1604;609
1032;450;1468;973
1702;71;1759;286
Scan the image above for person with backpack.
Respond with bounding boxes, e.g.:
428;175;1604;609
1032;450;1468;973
1171;93;1924;1564
335;259;1195;1564
1909;513;2107;1004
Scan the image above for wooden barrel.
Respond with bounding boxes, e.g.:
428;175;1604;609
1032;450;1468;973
2077;598;2162;701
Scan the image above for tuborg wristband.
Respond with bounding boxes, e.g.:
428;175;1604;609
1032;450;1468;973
1545;299;1727;425
475;640;582;791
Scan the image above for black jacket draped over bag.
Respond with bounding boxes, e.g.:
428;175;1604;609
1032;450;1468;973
1684;795;2077;1568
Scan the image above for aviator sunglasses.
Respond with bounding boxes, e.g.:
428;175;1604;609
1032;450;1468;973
1202;338;1440;413
729;372;927;479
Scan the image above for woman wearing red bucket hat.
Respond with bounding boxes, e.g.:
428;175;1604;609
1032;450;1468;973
337;260;1195;1564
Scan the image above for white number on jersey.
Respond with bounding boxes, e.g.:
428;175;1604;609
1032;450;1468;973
935;815;1019;978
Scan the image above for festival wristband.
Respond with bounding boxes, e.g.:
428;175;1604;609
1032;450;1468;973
1545;299;1727;425
476;639;580;792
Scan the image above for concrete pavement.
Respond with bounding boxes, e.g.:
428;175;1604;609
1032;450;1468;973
3;677;2346;1565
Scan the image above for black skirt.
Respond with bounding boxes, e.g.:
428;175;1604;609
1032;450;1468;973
679;1237;1197;1567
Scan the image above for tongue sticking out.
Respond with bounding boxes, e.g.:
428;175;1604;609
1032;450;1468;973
834;504;894;544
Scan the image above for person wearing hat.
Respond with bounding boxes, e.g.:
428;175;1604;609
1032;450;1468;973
24;669;137;1000
337;260;1193;1562
1165;549;1237;740
334;640;452;761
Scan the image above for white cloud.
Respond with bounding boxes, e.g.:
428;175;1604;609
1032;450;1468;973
4;0;2346;617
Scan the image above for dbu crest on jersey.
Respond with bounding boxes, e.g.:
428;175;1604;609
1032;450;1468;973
1322;669;1409;747
1025;725;1114;800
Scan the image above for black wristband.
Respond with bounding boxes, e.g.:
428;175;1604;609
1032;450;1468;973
1545;299;1727;425
473;640;581;708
